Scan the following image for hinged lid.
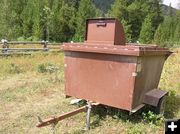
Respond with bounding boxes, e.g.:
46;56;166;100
85;18;126;45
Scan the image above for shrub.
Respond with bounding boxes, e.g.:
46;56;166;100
142;111;163;125
37;63;59;73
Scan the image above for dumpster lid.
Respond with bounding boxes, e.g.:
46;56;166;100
85;18;126;45
62;43;171;56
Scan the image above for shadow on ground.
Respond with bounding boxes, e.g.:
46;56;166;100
89;92;180;129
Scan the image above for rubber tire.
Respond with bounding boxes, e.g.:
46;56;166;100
155;96;166;115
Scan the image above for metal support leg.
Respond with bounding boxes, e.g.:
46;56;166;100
51;122;57;134
86;101;92;130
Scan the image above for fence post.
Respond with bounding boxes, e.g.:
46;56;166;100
1;39;8;54
42;40;48;51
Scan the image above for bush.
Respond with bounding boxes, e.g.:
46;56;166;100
37;63;59;73
142;111;163;125
17;36;25;41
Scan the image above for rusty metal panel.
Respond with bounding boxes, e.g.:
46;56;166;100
63;45;170;111
131;56;167;109
62;18;172;112
143;89;168;106
64;52;137;111
85;18;126;45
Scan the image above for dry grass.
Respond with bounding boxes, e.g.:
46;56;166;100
0;49;179;134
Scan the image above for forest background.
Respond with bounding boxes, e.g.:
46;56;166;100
0;0;180;47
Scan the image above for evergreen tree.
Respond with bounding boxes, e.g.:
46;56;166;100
0;0;177;45
50;1;76;42
109;0;163;43
173;10;180;45
139;15;154;44
138;0;163;42
109;0;131;41
148;0;163;32
108;0;128;20
154;16;174;46
22;0;37;39
0;0;8;38
0;0;21;39
154;2;179;47
173;22;180;45
127;0;144;42
92;0;115;15
74;0;98;41
121;19;132;42
32;0;41;40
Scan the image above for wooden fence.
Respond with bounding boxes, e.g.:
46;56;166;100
0;40;61;55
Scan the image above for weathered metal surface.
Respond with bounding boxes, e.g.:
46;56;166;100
143;89;168;106
63;50;169;111
62;43;170;56
64;52;137;111
131;56;168;109
36;106;86;128
85;18;126;45
36;102;99;128
62;18;171;112
131;104;145;113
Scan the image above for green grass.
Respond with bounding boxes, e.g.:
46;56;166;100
0;49;179;134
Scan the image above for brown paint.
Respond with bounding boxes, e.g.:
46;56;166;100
62;18;171;112
85;18;126;45
37;106;86;127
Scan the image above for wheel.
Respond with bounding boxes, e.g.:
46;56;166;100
155;96;166;115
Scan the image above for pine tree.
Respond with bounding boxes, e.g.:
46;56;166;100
108;0;131;41
74;0;99;42
10;0;27;38
108;0;128;20
154;23;163;45
154;16;174;46
92;0;115;15
22;0;36;39
109;0;163;43
121;19;132;42
139;15;154;44
0;0;21;39
50;1;76;42
127;0;145;42
173;10;180;45
148;0;164;32
173;22;180;45
0;0;10;39
32;0;41;40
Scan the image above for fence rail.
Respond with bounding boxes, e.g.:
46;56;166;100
0;40;62;55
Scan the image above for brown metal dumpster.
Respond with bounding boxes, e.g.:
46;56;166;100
62;18;171;113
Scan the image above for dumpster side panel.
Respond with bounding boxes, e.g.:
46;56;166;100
132;56;166;109
64;52;137;111
114;20;126;45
